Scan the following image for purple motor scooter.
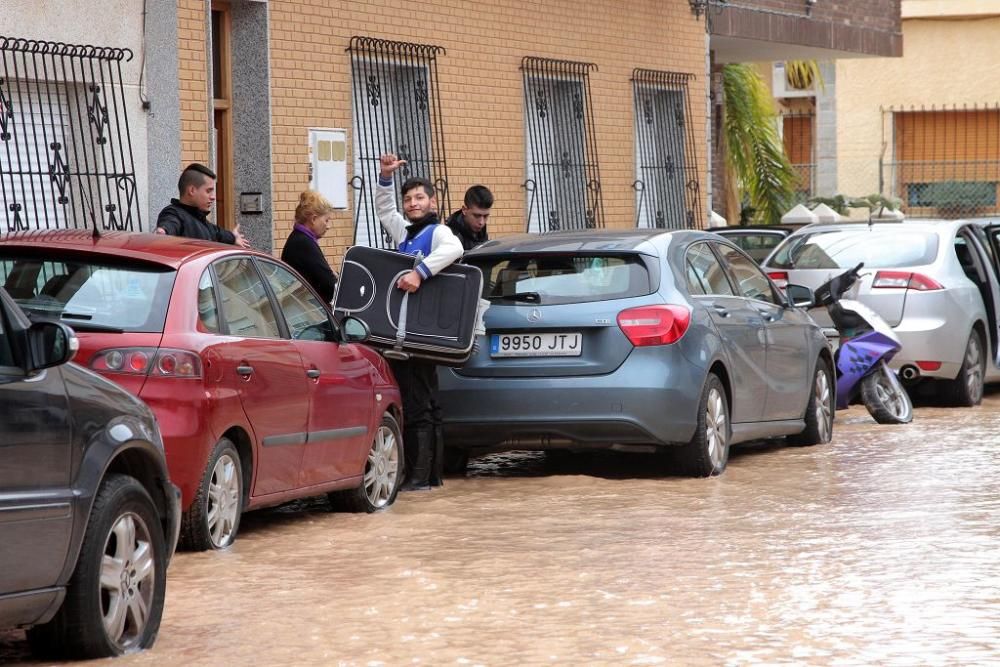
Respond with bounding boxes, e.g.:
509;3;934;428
812;263;913;424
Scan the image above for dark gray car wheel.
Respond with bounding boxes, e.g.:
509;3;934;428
677;373;730;477
944;330;985;407
180;438;243;551
330;413;402;513
788;358;834;446
27;474;167;659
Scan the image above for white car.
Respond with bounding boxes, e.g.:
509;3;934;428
762;219;1000;405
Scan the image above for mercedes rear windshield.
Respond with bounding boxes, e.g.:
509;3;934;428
468;253;654;306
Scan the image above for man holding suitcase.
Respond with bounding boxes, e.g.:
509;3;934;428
375;153;464;490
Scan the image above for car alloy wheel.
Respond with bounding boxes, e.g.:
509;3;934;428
330;414;403;513
207;453;241;548
814;369;833;442
705;386;728;469
365;423;400;509
101;511;157;649
27;474;167;659
964;333;984;403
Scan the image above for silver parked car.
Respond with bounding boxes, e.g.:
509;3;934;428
438;229;834;477
761;219;1000;405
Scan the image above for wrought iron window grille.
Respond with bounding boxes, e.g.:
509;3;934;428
348;36;449;250
521;56;604;233
632;69;703;230
0;36;140;235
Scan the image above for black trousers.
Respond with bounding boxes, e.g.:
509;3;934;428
389;359;437;429
389;359;443;485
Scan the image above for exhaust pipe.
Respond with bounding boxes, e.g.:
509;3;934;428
900;365;920;381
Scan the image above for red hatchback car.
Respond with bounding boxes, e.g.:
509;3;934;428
0;231;403;550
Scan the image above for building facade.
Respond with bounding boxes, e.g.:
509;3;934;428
835;0;1000;218
170;0;711;266
2;1;905;263
703;0;902;222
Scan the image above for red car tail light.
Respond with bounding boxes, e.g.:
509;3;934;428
617;305;691;346
872;271;943;291
767;271;789;290
92;348;202;378
767;271;789;283
916;360;942;371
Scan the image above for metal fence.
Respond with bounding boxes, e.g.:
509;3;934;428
631;69;703;230
521;57;604;233
0;36;141;234
348;36;450;249
881;104;1000;219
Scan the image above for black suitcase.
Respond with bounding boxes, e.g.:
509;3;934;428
333;246;484;366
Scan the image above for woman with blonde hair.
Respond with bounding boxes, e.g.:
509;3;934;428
281;190;339;303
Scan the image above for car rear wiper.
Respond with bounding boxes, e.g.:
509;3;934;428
489;291;541;303
60;321;125;333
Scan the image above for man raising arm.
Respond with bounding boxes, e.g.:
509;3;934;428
374;153;463;490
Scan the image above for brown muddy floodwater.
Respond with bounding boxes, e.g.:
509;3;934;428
4;394;999;666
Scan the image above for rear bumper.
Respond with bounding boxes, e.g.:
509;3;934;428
437;346;704;451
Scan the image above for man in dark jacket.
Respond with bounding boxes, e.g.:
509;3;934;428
445;185;493;252
155;163;248;247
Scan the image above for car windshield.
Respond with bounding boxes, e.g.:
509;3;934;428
0;254;175;332
471;253;653;306
768;229;939;270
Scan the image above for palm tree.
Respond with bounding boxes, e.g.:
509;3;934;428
721;64;796;225
783;60;823;91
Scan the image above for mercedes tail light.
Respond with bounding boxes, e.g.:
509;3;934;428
872;271;943;291
91;348;202;378
617;305;691;347
767;271;789;289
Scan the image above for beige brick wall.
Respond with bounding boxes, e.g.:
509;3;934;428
269;0;707;266
180;0;708;265
178;0;210;165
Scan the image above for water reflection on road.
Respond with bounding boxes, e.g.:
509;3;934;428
4;394;999;665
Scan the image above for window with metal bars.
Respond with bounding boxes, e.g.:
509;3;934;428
883;105;1000;219
631;69;702;230
521;57;603;233
0;37;140;234
780;109;815;202
349;36;449;249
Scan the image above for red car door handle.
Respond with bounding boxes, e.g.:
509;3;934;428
236;365;254;376
306;369;321;379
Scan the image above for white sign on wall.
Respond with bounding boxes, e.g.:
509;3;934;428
308;128;348;209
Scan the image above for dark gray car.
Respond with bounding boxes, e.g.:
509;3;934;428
438;230;834;476
0;287;180;658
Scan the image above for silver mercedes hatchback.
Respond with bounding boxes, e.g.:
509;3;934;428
438;229;833;477
761;219;1000;405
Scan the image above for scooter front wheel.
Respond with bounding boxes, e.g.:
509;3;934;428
860;361;913;424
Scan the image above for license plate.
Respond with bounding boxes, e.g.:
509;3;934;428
490;332;582;358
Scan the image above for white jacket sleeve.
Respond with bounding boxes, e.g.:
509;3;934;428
374;178;408;245
415;225;465;279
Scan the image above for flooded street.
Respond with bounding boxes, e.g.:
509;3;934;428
4;394;999;665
